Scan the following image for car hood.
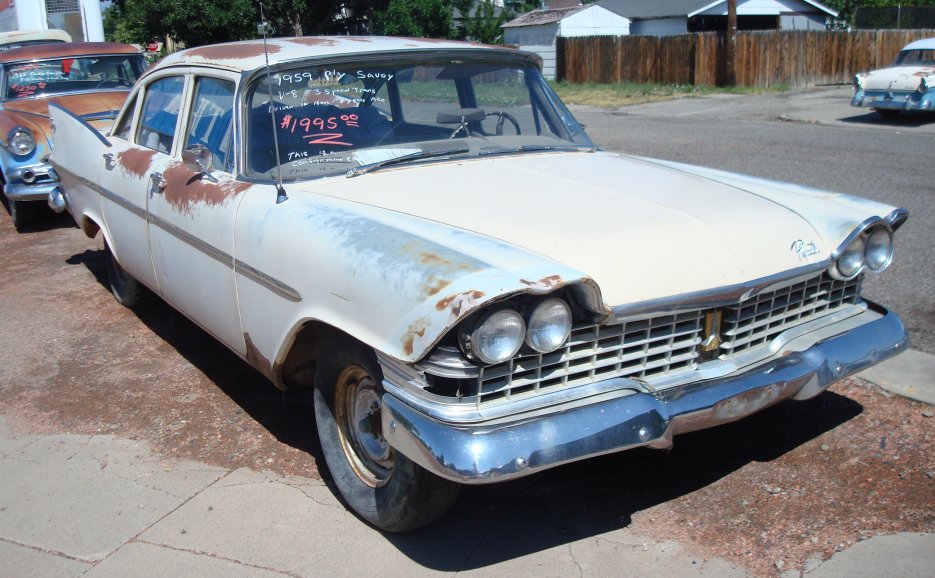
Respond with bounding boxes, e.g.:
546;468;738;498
0;91;128;137
860;65;935;91
298;151;899;307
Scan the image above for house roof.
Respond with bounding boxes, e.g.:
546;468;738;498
599;0;836;20
502;5;588;28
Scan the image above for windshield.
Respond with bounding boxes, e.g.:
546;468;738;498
2;54;145;100
245;56;592;181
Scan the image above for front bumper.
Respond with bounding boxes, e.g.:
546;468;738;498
381;304;907;484
851;89;935;111
3;162;59;201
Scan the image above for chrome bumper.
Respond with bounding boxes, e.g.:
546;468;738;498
851;89;935;111
381;305;907;484
4;162;59;201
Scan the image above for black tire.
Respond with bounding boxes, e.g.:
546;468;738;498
8;198;37;230
875;109;901;120
104;241;147;307
314;335;460;532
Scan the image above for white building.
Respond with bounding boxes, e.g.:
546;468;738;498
599;0;837;36
502;5;631;79
0;0;104;42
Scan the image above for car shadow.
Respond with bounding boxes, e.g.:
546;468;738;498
1;203;76;233
839;110;935;127
69;247;864;571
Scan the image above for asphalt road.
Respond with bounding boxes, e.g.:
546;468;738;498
570;87;935;354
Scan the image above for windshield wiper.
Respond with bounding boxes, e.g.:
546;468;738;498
346;144;470;178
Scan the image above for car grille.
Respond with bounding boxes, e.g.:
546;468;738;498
476;274;862;403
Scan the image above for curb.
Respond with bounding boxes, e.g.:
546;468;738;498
857;348;935;405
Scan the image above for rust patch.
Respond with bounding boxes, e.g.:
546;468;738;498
244;333;273;381
520;274;563;289
186;42;281;60
420;252;451;266
117;149;157;178
161;163;252;214
402;318;430;356
425;278;451;297
436;290;485;316
285;37;339;47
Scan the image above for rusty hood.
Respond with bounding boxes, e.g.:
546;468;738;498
1;91;128;138
298;151;902;308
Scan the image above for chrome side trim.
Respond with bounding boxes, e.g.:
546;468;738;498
73;176;302;302
381;304;907;484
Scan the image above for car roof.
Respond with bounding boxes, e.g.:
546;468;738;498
0;29;72;45
0;41;141;63
155;36;514;72
902;38;935;51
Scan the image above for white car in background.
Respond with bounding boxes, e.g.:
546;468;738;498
852;37;935;118
50;36;909;531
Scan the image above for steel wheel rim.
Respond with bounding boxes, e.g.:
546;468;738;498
334;365;393;488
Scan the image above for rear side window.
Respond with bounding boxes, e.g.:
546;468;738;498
137;76;184;154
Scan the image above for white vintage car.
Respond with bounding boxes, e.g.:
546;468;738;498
852;37;935;118
49;37;908;531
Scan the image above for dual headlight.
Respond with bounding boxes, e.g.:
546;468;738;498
8;127;35;156
829;226;894;281
459;297;573;365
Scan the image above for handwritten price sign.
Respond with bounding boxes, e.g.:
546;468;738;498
279;113;360;147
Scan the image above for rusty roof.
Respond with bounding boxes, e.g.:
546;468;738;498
0;42;141;63
501;6;588;28
155;36;507;73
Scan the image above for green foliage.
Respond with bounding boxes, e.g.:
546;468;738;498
372;0;454;38
105;0;256;46
823;0;935;27
454;0;511;43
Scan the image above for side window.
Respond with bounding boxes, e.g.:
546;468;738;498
185;77;235;173
113;93;137;141
137;76;185;154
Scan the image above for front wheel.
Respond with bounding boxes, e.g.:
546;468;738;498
8;198;38;230
314;335;459;532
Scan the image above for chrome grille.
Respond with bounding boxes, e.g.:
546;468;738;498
720;275;862;355
478;311;704;402
472;273;863;404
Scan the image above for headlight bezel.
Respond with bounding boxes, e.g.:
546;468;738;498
828;222;897;281
458;295;577;366
7;126;36;156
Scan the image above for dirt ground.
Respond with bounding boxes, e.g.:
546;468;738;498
1;208;933;576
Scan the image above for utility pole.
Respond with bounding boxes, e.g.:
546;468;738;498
725;0;737;86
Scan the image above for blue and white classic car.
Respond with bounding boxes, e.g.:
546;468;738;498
49;37;908;531
852;37;935;118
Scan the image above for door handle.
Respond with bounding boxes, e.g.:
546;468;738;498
103;152;115;169
149;171;166;195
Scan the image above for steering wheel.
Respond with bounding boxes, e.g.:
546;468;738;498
484;111;521;135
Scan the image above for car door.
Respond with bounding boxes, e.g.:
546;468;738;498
144;74;247;354
97;83;171;293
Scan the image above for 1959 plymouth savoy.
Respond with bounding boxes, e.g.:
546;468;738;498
49;36;908;531
852;37;935;118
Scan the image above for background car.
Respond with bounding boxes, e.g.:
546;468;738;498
50;37;908;532
851;37;935;118
0;41;144;229
0;29;71;52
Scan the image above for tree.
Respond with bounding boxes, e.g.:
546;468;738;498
453;0;512;43
104;0;256;47
823;0;935;28
372;0;454;38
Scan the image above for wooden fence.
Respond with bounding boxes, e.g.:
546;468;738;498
557;29;935;87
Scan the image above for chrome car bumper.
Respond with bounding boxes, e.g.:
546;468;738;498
381;304;907;484
851;89;935;111
3;162;59;201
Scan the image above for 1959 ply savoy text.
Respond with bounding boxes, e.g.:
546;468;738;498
49;37;908;531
